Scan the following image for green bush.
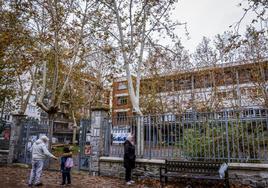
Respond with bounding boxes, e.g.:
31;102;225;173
178;121;267;161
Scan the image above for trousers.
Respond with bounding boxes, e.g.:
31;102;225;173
125;167;132;182
28;160;44;185
62;171;71;184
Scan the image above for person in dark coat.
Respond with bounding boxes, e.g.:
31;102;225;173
60;146;73;185
124;134;136;185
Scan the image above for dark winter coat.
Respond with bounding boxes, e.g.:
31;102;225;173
123;140;136;169
60;152;72;173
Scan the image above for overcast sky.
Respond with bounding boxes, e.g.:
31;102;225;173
173;0;256;53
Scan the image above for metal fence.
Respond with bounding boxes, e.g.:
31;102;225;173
78;119;91;171
105;109;268;162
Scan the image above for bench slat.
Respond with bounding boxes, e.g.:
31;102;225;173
165;161;222;174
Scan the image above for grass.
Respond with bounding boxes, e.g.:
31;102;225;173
52;144;79;156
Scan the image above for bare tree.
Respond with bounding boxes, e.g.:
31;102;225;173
99;0;186;115
18;0;101;143
235;0;267;32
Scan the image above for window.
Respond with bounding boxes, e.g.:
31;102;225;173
232;90;238;99
174;77;191;91
117;112;127;121
239;69;252;83
217;91;227;99
174;79;181;91
4;115;10;120
183;112;194;120
224;71;235;85
156;79;165;92
248;88;262;97
203;75;213;88
118;82;127;90
243;109;255;118
117;97;128;105
29;105;35;113
165;79;173;92
30;95;36;102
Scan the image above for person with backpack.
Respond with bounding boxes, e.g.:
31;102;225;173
60;146;73;186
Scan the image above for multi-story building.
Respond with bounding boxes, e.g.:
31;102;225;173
112;60;268;120
112;77;133;121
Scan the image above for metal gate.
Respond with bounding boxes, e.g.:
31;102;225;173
17;119;48;164
78;119;91;171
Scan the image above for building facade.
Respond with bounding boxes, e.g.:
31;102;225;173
112;77;133;121
112;60;268;119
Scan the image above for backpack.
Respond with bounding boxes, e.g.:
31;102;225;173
65;157;74;168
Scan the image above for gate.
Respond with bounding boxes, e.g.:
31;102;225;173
78;119;91;171
17;119;48;164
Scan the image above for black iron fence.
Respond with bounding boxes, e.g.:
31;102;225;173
78;119;91;171
105;109;268;162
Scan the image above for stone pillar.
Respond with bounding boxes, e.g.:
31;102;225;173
7;114;26;163
89;106;109;175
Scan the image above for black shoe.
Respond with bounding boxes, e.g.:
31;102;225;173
34;183;43;186
28;184;33;187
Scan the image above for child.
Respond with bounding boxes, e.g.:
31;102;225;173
60;146;73;185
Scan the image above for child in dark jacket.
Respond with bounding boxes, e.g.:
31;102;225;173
60;146;73;185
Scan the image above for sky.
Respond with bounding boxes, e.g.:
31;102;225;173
173;0;256;53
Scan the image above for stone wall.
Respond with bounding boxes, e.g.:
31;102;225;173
228;163;268;188
99;157;164;179
99;157;268;188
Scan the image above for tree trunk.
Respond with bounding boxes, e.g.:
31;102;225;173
72;126;77;144
7;114;26;163
72;110;77;144
48;113;55;149
47;113;55;169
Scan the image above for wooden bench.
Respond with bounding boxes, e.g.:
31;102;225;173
160;160;229;188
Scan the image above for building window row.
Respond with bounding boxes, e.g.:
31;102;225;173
142;67;268;94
